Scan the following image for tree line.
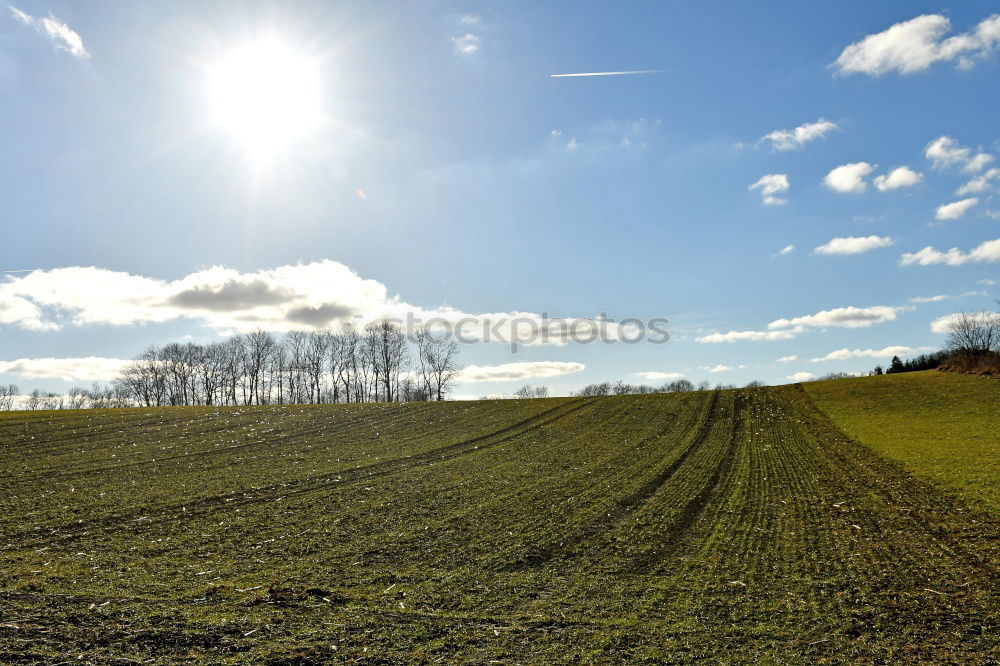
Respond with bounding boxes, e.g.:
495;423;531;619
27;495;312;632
571;378;760;397
0;320;462;411
114;321;461;407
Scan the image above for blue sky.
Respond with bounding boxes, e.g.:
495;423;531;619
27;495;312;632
1;1;998;395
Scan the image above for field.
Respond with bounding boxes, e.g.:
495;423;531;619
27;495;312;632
0;380;998;663
804;370;1000;516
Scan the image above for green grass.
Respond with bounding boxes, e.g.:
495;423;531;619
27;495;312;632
1;386;997;663
803;370;1000;516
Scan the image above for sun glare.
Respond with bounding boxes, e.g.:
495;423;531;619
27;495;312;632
206;37;322;163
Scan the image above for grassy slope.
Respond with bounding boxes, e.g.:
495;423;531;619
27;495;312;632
1;387;997;663
803;371;1000;516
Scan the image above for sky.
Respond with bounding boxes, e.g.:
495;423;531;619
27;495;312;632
1;1;999;396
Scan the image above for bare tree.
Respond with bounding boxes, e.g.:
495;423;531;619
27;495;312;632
514;384;549;399
420;331;460;401
0;384;19;411
366;319;408;402
946;310;1000;356
304;330;330;403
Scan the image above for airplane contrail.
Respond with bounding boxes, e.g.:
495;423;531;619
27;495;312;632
550;69;662;78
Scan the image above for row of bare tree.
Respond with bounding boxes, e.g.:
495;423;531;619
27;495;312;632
0;384;20;411
113;320;461;407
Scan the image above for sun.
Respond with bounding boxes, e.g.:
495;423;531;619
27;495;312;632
206;37;323;162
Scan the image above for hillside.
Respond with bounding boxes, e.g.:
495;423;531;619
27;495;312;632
1;386;997;663
804;371;1000;516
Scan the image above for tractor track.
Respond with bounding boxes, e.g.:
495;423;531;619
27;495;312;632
5;402;442;486
629;391;744;572
507;390;721;570
8;398;597;547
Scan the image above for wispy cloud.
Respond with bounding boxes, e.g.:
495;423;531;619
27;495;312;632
810;346;925;362
957;168;1000;196
545;118;660;157
452;33;480;55
900;238;1000;266
459;361;584;383
833;13;1000;76
696;327;803;344
814;235;894;255
935;197;979;220
635;371;684;381
748;174;789;205
697;304;906;344
760;119;837;151
769;305;905;330
8;5;90;59
910;294;948;303
909;291;982;303
925;136;994;173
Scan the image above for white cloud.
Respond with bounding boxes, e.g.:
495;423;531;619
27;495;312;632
957;168;1000;195
787;371;816;382
910;291;984;303
873;166;923;191
458;361;584;383
748;173;789;205
0;357;127;382
0;262;636;345
459;14;481;25
695;327;803;344
925;136;971;168
930;313;963;334
699;305;905;345
8;6;90;59
705;364;733;373
810;345;921;362
824;162;876;193
814;235;894;255
924;136;995;173
452;33;480;55
635;371;684;381
769;305;904;330
935;197;979;220
777;355;798;363
761;119;837;151
900;238;1000;266
833;14;1000;76
980;279;998;286
776;244;795;256
0;293;55;331
965;153;995;173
